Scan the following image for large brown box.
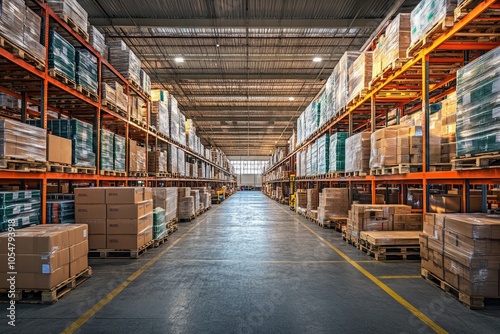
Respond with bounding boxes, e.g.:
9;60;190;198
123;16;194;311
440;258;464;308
75;204;107;220
444;230;500;256
0;230;68;255
89;235;107;249
107;227;152;249
430;194;461;213
0;265;70;290
0;248;69;273
70;256;88;276
107;214;153;235
106;187;143;204
47;134;72;165
422;258;444;280
143;187;153;201
443;214;500;240
106;200;153;219
77;218;106;235
444;269;499;298
74;188;107;204
69;241;89;262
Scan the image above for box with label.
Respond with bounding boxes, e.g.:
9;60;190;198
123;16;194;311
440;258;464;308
107;214;153;235
75;204;107;220
74;188;107;204
106;187;143;204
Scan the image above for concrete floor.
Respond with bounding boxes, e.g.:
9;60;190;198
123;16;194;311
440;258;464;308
2;191;500;334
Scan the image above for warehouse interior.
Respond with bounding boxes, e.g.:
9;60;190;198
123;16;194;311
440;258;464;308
0;0;500;333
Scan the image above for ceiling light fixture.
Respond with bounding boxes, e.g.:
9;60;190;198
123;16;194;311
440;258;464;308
288;97;295;101
313;57;322;62
175;57;184;63
216;44;220;48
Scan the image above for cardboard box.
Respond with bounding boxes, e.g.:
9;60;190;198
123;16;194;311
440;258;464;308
47;134;72;165
430;194;461;213
107;200;153;219
70;256;88;276
0;264;70;289
74;188;107;204
77;219;106;235
107;214;153;235
64;224;88;245
0;230;69;255
69;241;89;262
143;187;153;201
106;187;143;204
422;259;444;280
0;248;69;273
75;204;107;220
443;214;500;240
89;234;106;249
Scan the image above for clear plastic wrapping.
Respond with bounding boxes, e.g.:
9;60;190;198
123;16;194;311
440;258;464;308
178;196;195;219
345;132;371;173
128;139;146;172
348;51;372;103
190;190;200;212
410;0;456;46
99;128;114;170
178;150;185;176
317;188;349;223
140;69;151;96
75;49;98;94
326;74;336;121
101;82;116;105
23;6;45;62
168;96;180;143
318;91;328;127
382;14;410;70
334;51;361;113
167;145;178;173
148;150;167;174
47;0;88;33
456;46;500;157
113;134;126;171
48;119;95;167
109;81;128;112
0;0;26;48
106;40;142;85
49;30;76;81
370;126;401;168
317;133;329;174
0;190;41;231
0;118;46;162
151;101;170;137
88;25;106;56
178;112;186;146
329;132;348;171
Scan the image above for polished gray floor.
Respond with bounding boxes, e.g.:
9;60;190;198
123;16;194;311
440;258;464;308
1;191;499;333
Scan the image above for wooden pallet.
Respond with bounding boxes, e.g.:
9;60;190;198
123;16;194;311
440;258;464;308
129;171;148;177
153;234;168;248
102;99;118;112
74;166;96;174
326;217;348;232
48;69;77;89
370;164;422;175
407;16;455;58
0;35;45;70
179;214;196;222
148;172;171;178
370;58;411;89
0;267;92;304
60;13;90;42
0;158;46;172
326;171;345;178
452;153;500;170
89;240;154;259
345;170;368;177
115;106;128;119
76;85;98;101
130;117;147;129
46;162;75;173
100;169;127;177
421;267;489;310
454;0;482;22
429;163;453;172
358;243;420;261
347;89;369;107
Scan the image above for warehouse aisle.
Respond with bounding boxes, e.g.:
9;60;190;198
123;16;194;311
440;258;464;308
3;191;500;334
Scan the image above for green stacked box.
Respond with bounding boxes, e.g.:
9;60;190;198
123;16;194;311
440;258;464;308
153;207;167;240
46;200;75;224
100;129;114;170
0;190;41;232
75;49;98;94
317;133;330;174
48;119;95;167
319;91;328;127
49;30;75;81
456;46;500;156
311;141;318;175
113;134;126;171
329;132;348;171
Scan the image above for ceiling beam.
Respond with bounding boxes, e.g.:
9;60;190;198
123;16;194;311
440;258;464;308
193;116;295;122
155;73;330;80
182;106;300;112
109;36;370;42
91;18;382;29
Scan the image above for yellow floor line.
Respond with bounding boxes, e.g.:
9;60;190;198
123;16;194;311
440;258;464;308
277;204;447;334
379;275;422;279
61;200;229;334
158;258;347;264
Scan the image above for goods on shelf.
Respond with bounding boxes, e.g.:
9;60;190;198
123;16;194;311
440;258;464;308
101;82;116;106
151;101;170;136
439;93;457;162
0;118;46;162
108;81;128;112
47;134;72;165
128;139;146;173
100;129;114;170
296;112;305;146
0;223;89;289
0;190;41;232
148;150;167;174
318;90;328;127
153;207;167;240
317;134;329;174
107;40;141;86
48;119;95;167
178;150;185;176
168;145;178;174
289;132;296;153
334;51;361;113
152;187;178;223
345;132;371;173
317;188;349;224
168;95;180;143
430;193;461;213
75;187;153;250
0;0;25;49
88;25;106;56
113;134;126;171
186;119;196;150
49;30;76;81
75;49;98;94
152;90;169;102
179;112;187;146
348;51;372;103
296;190;307;210
306;189;318;214
0;92;20;111
190;190;200;212
178;187;195;219
329;132;348;172
456;46;500;157
410;0;456;46
370;125;423;168
421;213;500;301
325;74;336;122
47;0;88;34
24;7;46;61
193;187;211;210
46;199;75;224
140;69;151;95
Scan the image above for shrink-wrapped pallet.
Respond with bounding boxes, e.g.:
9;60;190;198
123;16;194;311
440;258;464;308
47;0;88;34
348;51;372;103
49;30;75;81
317;134;329;175
333;51;360;113
88;25;106;56
329;132;348;172
113;134;126;171
75;49;98;94
410;0;457;46
345;132;371;173
151;101;170;137
0;119;46;162
0;190;41;231
100;129;114;170
106;40;141;85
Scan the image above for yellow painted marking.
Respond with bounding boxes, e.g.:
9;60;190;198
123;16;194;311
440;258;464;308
62;200;229;334
379;275;421;279
277;205;447;334
158;259;347;264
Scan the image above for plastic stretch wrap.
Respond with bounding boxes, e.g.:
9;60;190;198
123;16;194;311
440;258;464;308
46;200;74;224
178;112;187;146
382;14;410;70
345;132;371;173
88;25;106;56
370;126;402;168
99;129;114;170
326;74;336;121
23;7;45;62
49;119;95;167
305;144;312;176
153;208;166;239
410;0;456;45
348;51;372;103
317;188;349;223
113;134;126;171
0;93;19;110
47;0;88;33
168;145;178;174
0;0;26;48
106;40;141;85
0;119;46;162
140;69;151;96
456;46;500;157
178;150;185;176
318;91;328;127
306;102;320;139
168;96;180;143
148;150;167;173
296;112;304;146
190;190;200;212
178;196;195;219
151;101;170;137
109;81;128;112
317;134;329;174
307;189;318;213
101;82;116;105
329;132;348;171
49;30;75;81
133;144;146;172
75;49;98;94
334;51;361;113
0;190;41;231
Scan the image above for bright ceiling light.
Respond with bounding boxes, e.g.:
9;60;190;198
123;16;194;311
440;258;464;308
288;97;295;101
216;44;220;47
175;57;184;63
313;57;322;62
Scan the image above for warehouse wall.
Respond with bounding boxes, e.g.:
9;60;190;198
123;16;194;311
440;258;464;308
238;174;262;187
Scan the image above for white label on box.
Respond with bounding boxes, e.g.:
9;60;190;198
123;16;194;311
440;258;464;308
83;229;87;238
12;192;18;200
42;264;51;274
13;206;21;215
497;134;500;143
22;217;29;224
493;107;500;119
24;204;32;211
462;92;471;106
493;78;500;93
25;192;31;199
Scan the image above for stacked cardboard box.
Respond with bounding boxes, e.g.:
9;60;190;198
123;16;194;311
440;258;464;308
317;134;329;175
296;190;307;210
88;25;106;56
396;126;423;164
310;141;318;176
128;139;146;173
75;187;153;250
334;51;361;113
421;213;500;301
0;223;89;289
178;150;185;177
329;132;348;171
0;0;26;50
410;0;456;47
113;134;126;171
153;208;167;240
151;101;169;136
178;187;195;219
345;132;371;173
101;82;116;107
430;194;461;213
348;51;373;103
75;49;98;94
152;187;178;224
317;188;349;223
48;119;95;167
0;119;46;163
47;0;88;34
370;127;399;168
148;150;167;174
49;30;75;81
168;145;178;174
439;93;457;162
100;129;114;170
47;134;72;165
318;91;328;127
168;96;180;143
140;69;151;96
107;40;141;85
0;190;41;232
190;190;200;213
23;7;45;61
179;112;187;146
306;189;318;216
108;81;128;112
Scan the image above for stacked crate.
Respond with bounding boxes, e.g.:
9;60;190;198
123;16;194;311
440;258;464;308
75;49;98;94
334;51;361;113
152;188;178;224
439;93;457;162
101;83;116;107
49;119;95;167
329;132;348;172
49;30;75;81
0;119;46;163
345;132;371;173
106;40;141;86
317;188;349;224
306;189;318;217
0;190;41;232
178;150;185;176
179;112;187;146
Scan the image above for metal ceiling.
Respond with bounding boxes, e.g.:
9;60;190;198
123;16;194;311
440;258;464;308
79;0;419;156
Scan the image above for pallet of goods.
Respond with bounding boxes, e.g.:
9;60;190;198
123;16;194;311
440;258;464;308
48;30;76;85
75;49;98;97
344;132;371;176
128;139;146;176
317;188;349;228
347;51;372;105
151;101;169;137
106;40;141;86
47;0;89;41
0;190;41;232
152;187;178;225
334;51;361;113
87;25;106;56
178;187;195;221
